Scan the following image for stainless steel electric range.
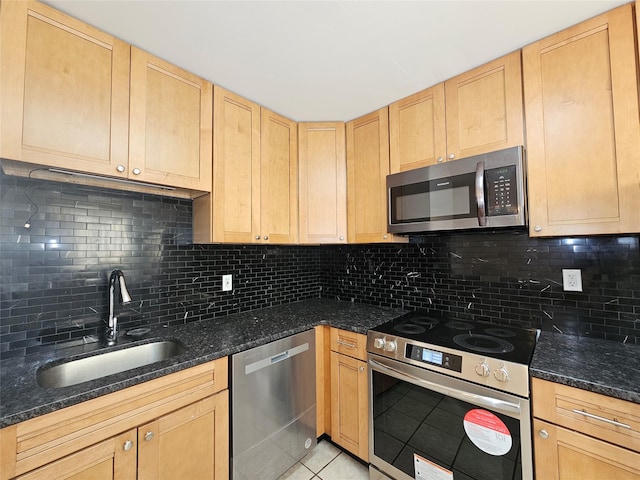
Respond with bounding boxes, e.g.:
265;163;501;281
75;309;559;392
367;311;538;480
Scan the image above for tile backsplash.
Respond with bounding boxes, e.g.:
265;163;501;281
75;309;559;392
1;174;639;359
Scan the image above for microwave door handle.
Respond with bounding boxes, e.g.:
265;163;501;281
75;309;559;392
475;161;487;226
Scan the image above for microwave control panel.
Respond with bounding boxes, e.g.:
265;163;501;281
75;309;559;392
486;165;518;216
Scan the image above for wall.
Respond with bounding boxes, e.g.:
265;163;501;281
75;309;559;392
319;234;640;344
0;175;320;359
1;175;638;359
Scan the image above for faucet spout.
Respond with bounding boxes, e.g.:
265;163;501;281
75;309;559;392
106;270;132;344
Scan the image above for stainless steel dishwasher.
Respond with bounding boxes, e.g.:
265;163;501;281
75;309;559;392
231;329;316;480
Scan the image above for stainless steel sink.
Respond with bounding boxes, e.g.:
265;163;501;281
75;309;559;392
36;340;187;389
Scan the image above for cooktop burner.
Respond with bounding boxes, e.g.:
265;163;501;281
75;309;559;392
371;310;537;365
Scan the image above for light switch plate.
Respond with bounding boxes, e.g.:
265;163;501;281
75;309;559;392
222;274;232;292
562;269;582;292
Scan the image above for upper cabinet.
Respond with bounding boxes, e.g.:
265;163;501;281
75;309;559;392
0;0;130;176
1;1;212;192
523;4;640;237
346;108;407;244
298;122;347;244
389;51;524;172
129;48;212;191
193;87;297;244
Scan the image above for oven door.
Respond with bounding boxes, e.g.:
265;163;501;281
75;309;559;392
368;354;533;480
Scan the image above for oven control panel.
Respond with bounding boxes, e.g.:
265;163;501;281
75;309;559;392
406;344;462;373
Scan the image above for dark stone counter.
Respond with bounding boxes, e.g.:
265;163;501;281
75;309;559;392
0;298;404;428
530;331;640;404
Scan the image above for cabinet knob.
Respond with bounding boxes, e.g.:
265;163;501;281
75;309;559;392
144;431;154;442
448;153;455;160
132;168;141;175
255;235;261;240
339;236;344;241
359;366;365;372
116;165;126;173
123;440;133;451
538;429;549;439
534;225;542;232
437;157;444;163
264;235;269;241
383;234;388;239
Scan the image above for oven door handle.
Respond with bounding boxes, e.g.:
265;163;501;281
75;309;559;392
369;358;522;416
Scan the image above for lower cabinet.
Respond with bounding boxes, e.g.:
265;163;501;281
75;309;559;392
532;378;640;479
0;358;229;480
329;328;368;461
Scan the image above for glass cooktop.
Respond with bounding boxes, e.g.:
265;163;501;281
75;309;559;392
371;311;539;365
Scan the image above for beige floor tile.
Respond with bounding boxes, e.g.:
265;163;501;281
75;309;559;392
278;462;315;480
301;440;342;473
317;453;368;480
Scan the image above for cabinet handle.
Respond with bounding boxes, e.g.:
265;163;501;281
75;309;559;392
255;235;261;240
116;165;126;173
571;409;631;429
264;235;269;240
132;168;141;175
123;440;133;451
437;157;444;163
339;236;344;241
383;234;388;239
144;431;154;441
534;225;542;232
359;366;365;372
448;153;455;160
337;340;357;349
538;429;549;439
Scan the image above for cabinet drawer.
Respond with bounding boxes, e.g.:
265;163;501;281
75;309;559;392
0;357;228;480
330;328;367;361
532;378;640;452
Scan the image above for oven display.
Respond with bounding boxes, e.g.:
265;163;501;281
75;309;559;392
406;344;462;372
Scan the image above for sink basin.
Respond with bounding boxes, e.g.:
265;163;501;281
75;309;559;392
37;340;187;389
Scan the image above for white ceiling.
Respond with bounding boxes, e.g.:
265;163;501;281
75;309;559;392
45;0;629;122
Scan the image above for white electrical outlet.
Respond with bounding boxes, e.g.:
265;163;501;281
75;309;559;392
562;269;582;292
222;274;232;292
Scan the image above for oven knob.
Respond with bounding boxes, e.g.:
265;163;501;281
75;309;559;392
373;337;385;350
475;362;490;377
494;366;510;383
383;340;397;352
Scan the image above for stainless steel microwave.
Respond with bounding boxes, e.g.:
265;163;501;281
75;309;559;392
387;146;526;233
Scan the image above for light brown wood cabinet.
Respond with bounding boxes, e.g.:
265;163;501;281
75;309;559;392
194;87;298;243
0;0;130;177
389;51;523;172
129;47;212;191
523;4;640;237
532;378;640;479
298;122;347;244
0;358;229;480
346;107;407;244
329;328;368;461
0;1;213;193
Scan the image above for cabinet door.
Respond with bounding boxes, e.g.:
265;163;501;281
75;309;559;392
137;391;229;480
0;0;129;175
523;4;640;237
16;429;136;480
260;108;298;244
347;108;407;244
330;351;368;461
534;419;640;480
212;86;261;243
298;122;347;244
389;83;446;172
445;50;524;161
129;47;212;191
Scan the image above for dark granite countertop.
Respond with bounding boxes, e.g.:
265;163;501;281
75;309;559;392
0;298;404;428
530;331;640;404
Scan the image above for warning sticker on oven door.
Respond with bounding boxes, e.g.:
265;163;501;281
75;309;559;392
413;454;453;480
463;409;512;456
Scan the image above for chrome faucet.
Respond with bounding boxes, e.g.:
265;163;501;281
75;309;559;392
105;270;132;344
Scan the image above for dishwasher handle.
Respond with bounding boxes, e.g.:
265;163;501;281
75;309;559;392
244;342;309;375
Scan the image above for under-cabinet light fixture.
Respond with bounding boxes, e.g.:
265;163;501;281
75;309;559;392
47;168;177;191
